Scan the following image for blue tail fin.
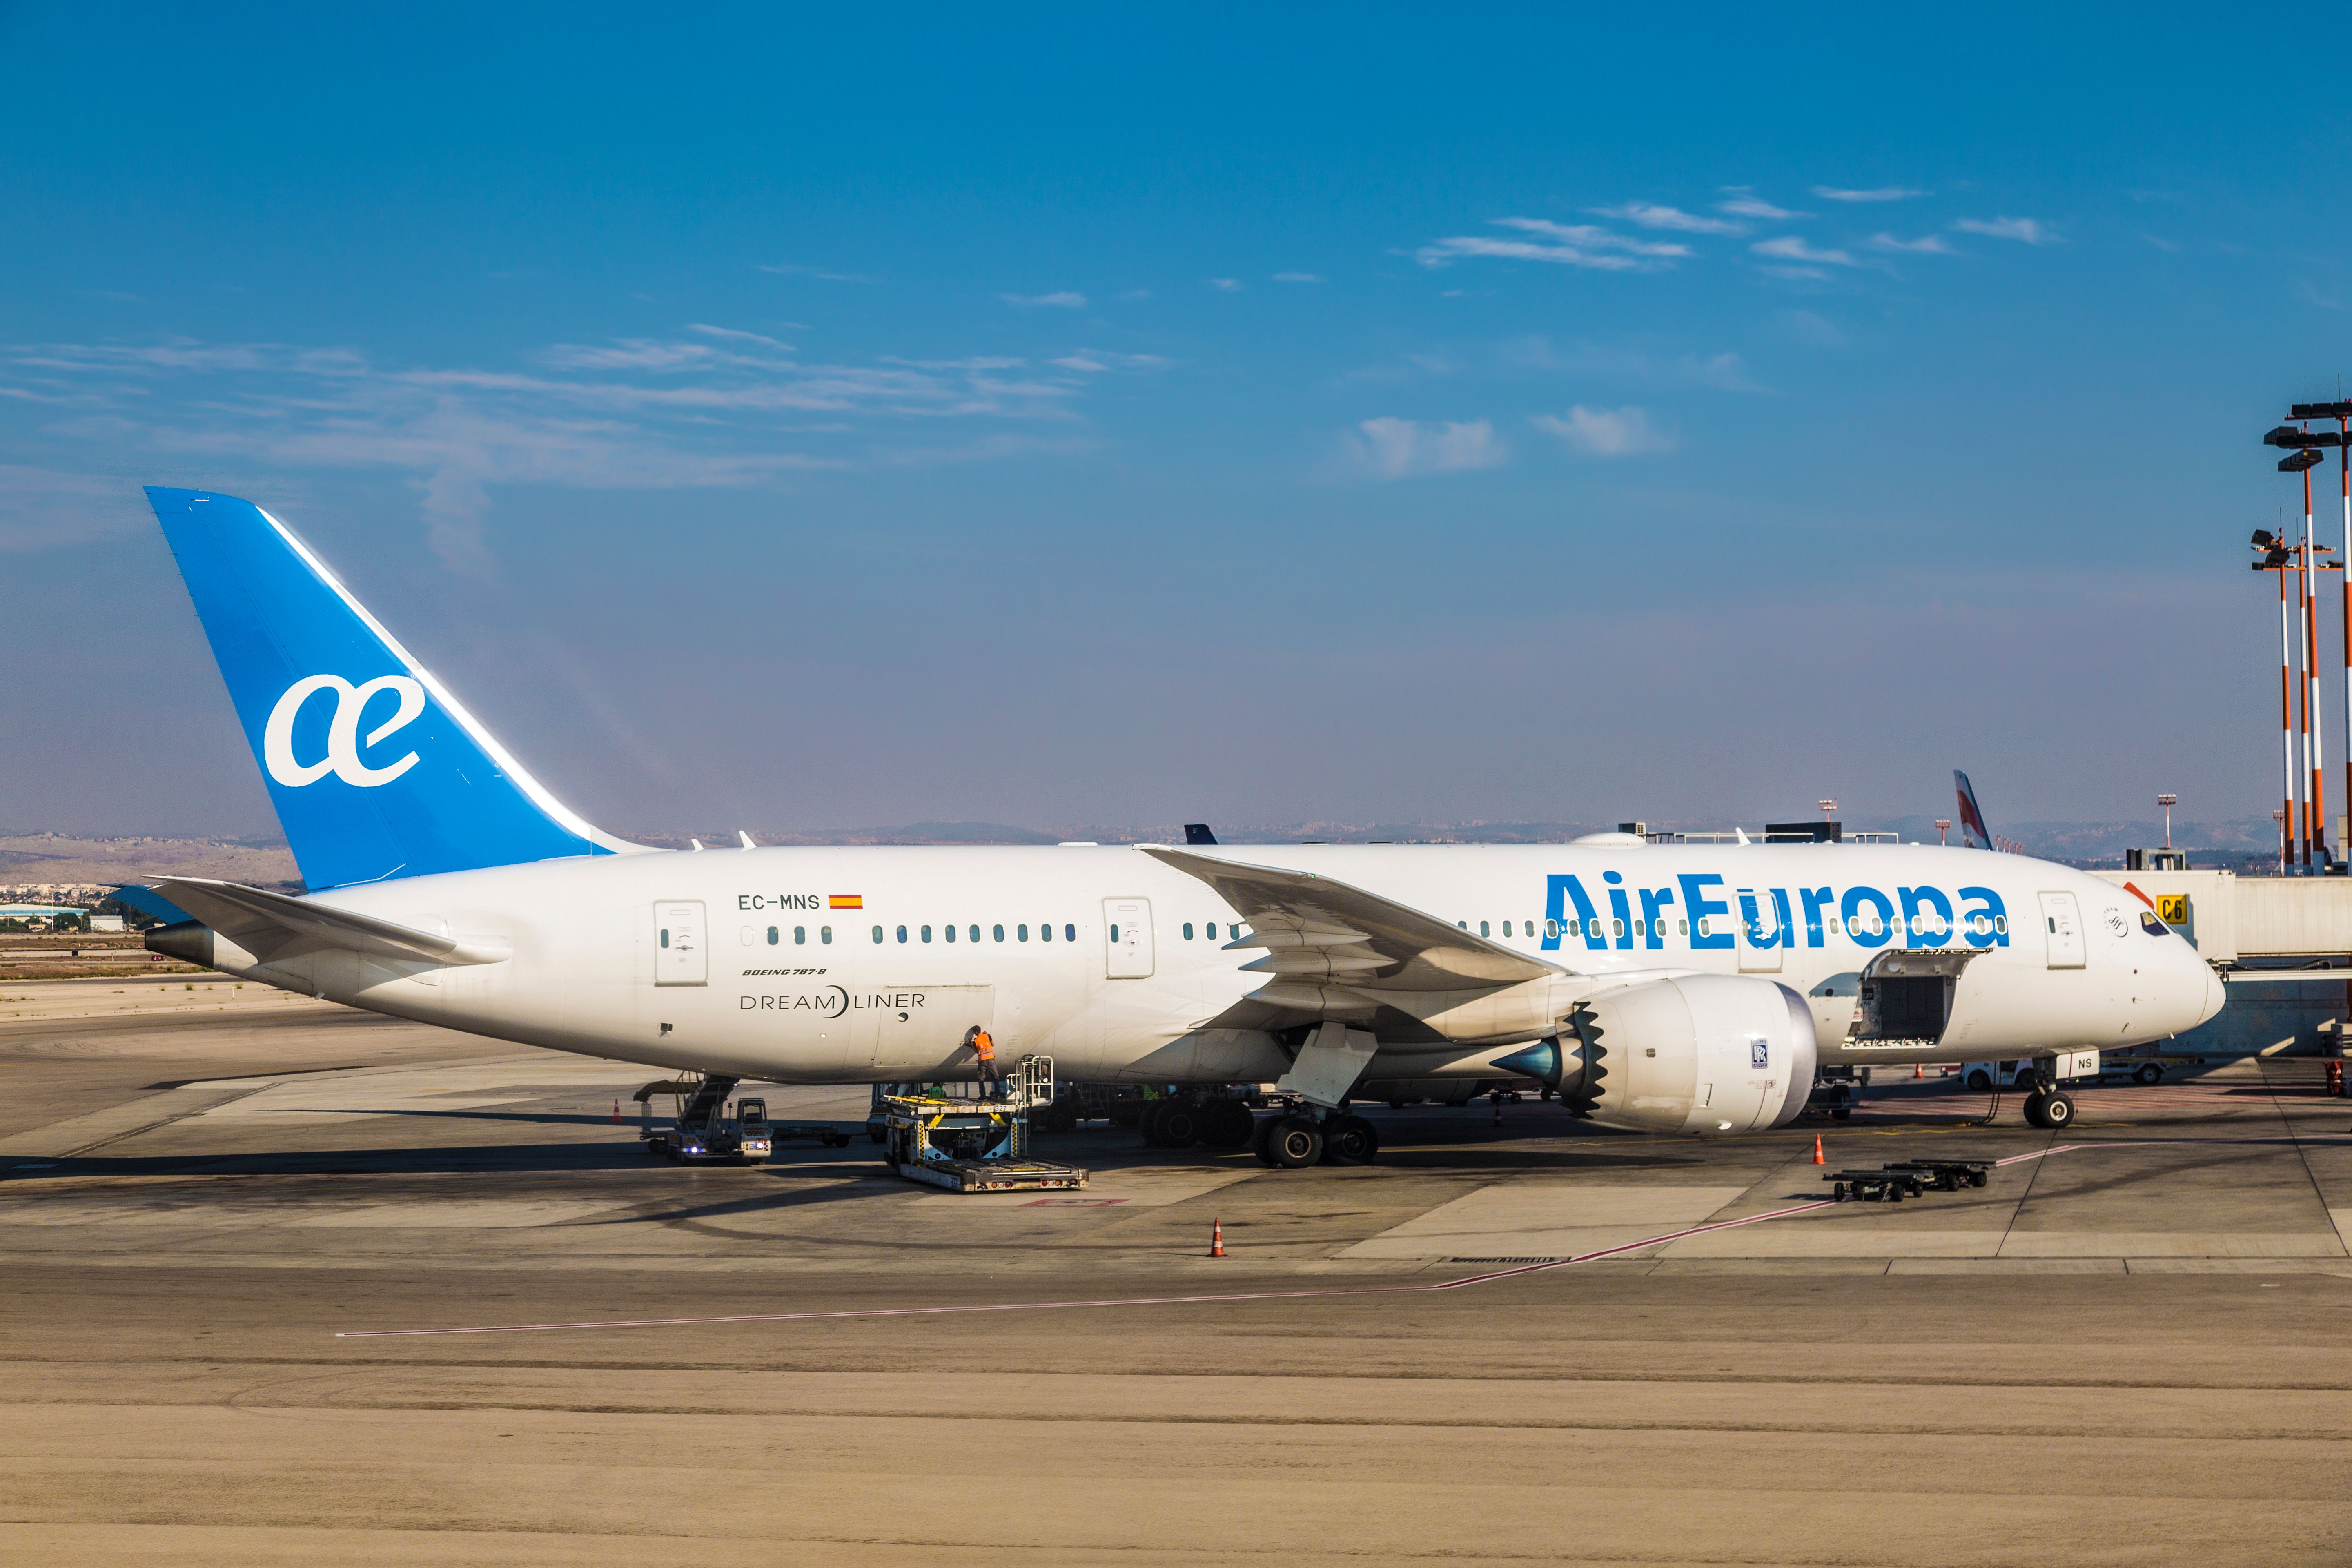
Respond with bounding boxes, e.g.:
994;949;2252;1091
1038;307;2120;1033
146;488;640;889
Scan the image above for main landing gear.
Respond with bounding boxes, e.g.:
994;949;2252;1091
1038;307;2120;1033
1251;1109;1380;1169
1139;1095;1256;1150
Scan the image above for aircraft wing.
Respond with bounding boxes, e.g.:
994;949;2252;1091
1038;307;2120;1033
143;876;509;967
1137;845;1561;992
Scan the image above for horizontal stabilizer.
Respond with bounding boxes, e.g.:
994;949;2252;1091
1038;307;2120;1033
143;876;509;967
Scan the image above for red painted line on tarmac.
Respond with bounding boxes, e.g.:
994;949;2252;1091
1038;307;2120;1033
334;1198;1841;1338
332;1136;2350;1340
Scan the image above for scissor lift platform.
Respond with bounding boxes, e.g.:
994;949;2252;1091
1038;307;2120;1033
880;1056;1088;1194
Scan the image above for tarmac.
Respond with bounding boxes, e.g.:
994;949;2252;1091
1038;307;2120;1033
5;975;2352;1565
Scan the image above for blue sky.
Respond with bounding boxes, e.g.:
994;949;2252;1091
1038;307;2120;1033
5;6;2347;839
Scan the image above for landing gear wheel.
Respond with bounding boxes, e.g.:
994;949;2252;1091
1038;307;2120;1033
1966;1069;1992;1091
1268;1116;1324;1169
1205;1098;1256;1148
1158;1102;1205;1147
1251;1112;1281;1167
1323;1114;1379;1165
2134;1063;2163;1085
2041;1091;2075;1128
1139;1100;1173;1147
2022;1092;2054;1128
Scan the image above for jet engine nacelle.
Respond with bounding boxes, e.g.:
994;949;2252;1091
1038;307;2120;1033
1496;974;1817;1136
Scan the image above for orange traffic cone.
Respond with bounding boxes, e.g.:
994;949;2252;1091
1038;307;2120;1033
1811;1134;1826;1165
1209;1218;1226;1258
1914;1064;1923;1080
611;1099;622;1123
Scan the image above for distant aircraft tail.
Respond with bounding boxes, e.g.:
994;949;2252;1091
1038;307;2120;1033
145;488;644;890
1953;769;1995;852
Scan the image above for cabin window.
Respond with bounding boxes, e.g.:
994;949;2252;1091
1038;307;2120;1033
1480;921;1491;937
1995;915;2008;934
1459;921;1468;931
1018;924;1029;942
1109;924;1119;942
1634;919;1646;938
1546;919;1559;938
1678;919;1688;935
895;925;908;943
1206;923;1218;940
1065;924;1076;941
922;925;933;943
820;926;832;944
1502;921;1512;938
871;926;884;944
794;925;806;944
970;925;980;943
993;924;1005;942
1183;922;1195;940
1568;919;1581;936
659;929;669;948
1612;918;1626;939
944;924;956;942
767;926;778;945
1040;922;1052;942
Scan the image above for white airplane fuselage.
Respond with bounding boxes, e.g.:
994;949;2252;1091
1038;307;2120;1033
195;841;2225;1088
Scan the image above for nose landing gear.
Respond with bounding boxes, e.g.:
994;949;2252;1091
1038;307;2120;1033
2015;1068;2076;1129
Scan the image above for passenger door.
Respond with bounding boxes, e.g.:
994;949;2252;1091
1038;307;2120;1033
1103;898;1154;978
2038;891;2085;969
655;901;706;985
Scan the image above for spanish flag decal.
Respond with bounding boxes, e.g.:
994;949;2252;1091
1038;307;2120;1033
829;894;864;910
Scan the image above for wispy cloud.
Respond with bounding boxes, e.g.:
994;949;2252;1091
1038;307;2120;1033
1272;272;1324;283
1048;350;1172;372
1951;216;2056;244
1500;337;1762;391
1751;235;1861;268
753;261;881;283
8;330;1119;567
0;466;144;553
1346;417;1507;479
1813;185;1928;203
1208;278;1245;292
1419;218;1691;272
1001;290;1088;308
1530;405;1672;456
1717;188;1808;221
1591;202;1745;236
1868;232;1953;254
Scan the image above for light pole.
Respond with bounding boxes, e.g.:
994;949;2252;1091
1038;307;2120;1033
1818;798;1836;822
2254;528;2295;866
2267;423;2341;870
2157;793;2177;851
1936;818;1951;845
2293;399;2352;863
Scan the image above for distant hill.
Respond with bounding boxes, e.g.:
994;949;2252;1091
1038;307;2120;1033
0;833;303;890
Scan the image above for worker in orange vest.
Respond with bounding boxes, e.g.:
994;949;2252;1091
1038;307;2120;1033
969;1025;999;1096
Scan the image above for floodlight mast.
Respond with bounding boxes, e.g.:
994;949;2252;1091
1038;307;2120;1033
2157;793;2177;851
2253;526;2295;871
2290;399;2352;865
